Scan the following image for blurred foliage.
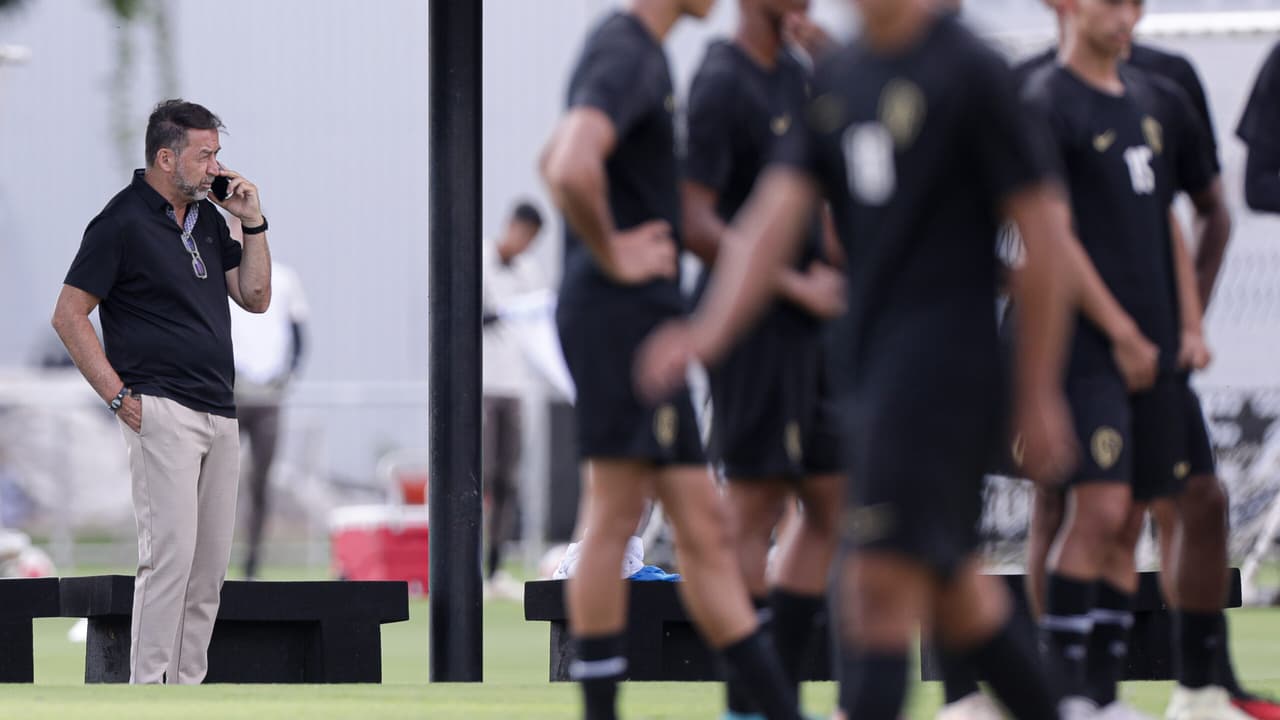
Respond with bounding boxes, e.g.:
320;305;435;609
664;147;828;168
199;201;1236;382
104;0;145;21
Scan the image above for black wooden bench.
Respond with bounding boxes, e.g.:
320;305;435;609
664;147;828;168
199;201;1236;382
59;575;409;683
524;579;830;682
525;570;1242;682
0;578;62;682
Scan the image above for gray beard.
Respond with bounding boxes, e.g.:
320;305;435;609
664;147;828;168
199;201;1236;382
173;173;208;202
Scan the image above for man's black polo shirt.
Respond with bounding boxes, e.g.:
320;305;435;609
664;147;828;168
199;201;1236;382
65;169;243;417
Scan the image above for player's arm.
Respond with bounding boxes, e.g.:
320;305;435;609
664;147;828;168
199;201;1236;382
1058;227;1159;391
1186;178;1231;309
1002;184;1078;481
1170;210;1211;371
540;109;674;284
636;168;818;400
1244;143;1280;214
682;180;726;265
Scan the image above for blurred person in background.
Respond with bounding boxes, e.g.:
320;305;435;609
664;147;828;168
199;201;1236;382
1239;40;1280;215
51;99;271;684
481;200;545;600
541;0;803;717
228;216;308;581
682;0;844;715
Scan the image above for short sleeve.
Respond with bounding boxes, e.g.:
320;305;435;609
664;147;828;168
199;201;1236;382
64;215;124;300
684;69;736;191
1169;89;1217;197
215;210;243;271
968;48;1058;204
1169;57;1220;171
569;43;659;138
1238;43;1280;152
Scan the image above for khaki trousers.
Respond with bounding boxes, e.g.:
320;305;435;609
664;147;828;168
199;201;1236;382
119;394;239;684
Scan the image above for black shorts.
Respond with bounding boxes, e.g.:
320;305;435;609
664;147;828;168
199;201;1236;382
842;383;1002;578
708;318;842;480
1182;379;1216;478
556;298;704;465
1066;372;1190;501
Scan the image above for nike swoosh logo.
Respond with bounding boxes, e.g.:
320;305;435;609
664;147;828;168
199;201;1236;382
1094;130;1116;152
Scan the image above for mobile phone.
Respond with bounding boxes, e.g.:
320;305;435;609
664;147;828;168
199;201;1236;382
211;175;231;201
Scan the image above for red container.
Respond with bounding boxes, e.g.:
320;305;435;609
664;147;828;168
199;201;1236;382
329;505;430;596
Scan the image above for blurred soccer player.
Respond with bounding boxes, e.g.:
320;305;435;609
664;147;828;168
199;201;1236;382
1239;41;1280;214
683;1;844;716
637;0;1080;717
540;1;802;718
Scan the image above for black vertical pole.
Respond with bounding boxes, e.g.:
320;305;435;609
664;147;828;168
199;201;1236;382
428;0;483;683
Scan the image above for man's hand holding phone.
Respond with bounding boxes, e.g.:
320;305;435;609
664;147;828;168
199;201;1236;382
210;166;265;228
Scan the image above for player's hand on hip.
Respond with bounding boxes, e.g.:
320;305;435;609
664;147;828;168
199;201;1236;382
607;220;677;285
1111;327;1160;392
118;393;142;434
1015;389;1077;485
634;320;695;404
1177;329;1212;371
798;261;847;320
211;166;265;227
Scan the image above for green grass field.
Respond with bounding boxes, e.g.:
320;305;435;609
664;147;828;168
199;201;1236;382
10;573;1280;719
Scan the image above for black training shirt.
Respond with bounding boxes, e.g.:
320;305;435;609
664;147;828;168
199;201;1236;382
1016;44;1219;172
1023;65;1214;379
684;40;823;328
1239;41;1280;152
64;170;243;417
559;12;684;312
773;13;1056;402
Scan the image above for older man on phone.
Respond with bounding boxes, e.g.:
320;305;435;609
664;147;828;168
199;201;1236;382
51;99;271;684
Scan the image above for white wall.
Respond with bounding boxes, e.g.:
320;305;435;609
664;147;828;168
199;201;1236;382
1;0;1279;485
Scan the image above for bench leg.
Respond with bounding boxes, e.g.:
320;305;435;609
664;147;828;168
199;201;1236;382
84;617;132;683
309;619;382;683
0;621;34;683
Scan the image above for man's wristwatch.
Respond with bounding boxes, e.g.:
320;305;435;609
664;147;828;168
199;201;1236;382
109;387;130;414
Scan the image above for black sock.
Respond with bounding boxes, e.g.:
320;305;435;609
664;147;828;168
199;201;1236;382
967;617;1063;720
1041;573;1096;697
1174;609;1220;689
1085;581;1133;707
571;633;626;720
1212;611;1247;697
725;598;771;715
838;649;908;720
939;648;982;704
770;589;825;695
722;628;801;720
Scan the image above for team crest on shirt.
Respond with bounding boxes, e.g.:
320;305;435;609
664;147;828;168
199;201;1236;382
653;404;677;449
878;79;926;148
842;504;895;545
771;114;792;136
1091;427;1124;470
784;421;803;465
1174;461;1191;480
664;94;676;114
809;92;846;134
1142;116;1164;156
